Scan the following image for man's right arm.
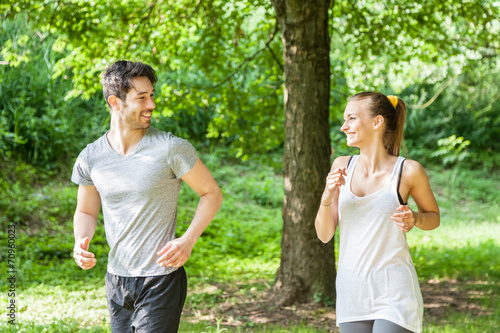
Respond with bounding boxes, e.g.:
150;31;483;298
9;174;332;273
73;184;101;270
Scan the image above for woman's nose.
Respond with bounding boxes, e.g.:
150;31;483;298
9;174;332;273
340;121;348;132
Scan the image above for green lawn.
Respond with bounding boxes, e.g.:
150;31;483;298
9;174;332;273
0;156;498;332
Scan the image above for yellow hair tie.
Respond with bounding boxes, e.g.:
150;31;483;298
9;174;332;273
387;95;398;108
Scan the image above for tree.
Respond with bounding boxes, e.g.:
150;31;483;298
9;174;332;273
270;0;334;304
2;0;498;306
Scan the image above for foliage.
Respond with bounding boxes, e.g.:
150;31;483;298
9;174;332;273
1;0;285;160
400;59;500;169
2;1;498;166
325;2;499;170
430;135;470;167
0;17;109;170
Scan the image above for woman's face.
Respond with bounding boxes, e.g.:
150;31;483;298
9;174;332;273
341;99;378;147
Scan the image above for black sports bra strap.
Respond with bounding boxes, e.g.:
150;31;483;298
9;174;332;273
346;156;354;170
397;158;407;205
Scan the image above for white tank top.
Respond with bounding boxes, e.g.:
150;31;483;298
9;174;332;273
336;155;423;333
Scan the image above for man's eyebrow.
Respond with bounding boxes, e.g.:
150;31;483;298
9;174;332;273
136;89;155;96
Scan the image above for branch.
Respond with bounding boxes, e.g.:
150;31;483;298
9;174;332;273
266;43;283;72
208;19;281;90
48;0;62;28
408;77;455;109
123;0;158;57
185;0;203;20
167;20;282;107
266;21;283;71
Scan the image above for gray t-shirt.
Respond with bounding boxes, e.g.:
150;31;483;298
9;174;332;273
71;127;198;277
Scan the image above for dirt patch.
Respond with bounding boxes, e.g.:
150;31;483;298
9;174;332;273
421;279;494;321
183;279;496;331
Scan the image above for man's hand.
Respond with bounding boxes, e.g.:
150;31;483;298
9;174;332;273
156;237;194;268
73;237;97;270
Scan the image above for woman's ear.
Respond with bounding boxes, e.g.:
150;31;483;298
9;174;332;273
373;115;384;130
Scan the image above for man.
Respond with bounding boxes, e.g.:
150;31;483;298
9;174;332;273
71;60;223;332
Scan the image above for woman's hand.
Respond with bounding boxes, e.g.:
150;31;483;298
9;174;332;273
322;168;347;204
390;205;416;232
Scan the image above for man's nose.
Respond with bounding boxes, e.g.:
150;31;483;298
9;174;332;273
147;98;155;110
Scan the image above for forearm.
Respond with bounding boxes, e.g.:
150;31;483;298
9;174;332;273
414;211;440;230
315;189;339;243
182;189;223;245
74;211;98;243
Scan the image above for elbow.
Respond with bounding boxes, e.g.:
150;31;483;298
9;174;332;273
317;235;331;244
210;185;223;211
434;213;441;229
216;188;223;209
203;183;223;210
315;219;334;243
424;211;440;230
74;209;99;221
317;232;334;243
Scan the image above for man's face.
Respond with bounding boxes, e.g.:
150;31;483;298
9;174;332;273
120;76;155;130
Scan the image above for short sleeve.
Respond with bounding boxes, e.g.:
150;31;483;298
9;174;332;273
168;137;199;178
71;148;94;186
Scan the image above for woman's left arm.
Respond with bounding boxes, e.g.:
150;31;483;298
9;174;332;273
392;160;440;231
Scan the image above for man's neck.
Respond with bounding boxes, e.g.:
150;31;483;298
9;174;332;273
107;125;148;156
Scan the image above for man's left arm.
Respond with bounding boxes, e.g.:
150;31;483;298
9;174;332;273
157;159;223;268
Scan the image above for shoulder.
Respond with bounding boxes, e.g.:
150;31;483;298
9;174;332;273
148;127;191;146
402;159;429;183
147;127;172;141
78;133;108;158
331;155;354;170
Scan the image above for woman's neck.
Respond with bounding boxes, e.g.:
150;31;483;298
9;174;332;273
358;145;395;174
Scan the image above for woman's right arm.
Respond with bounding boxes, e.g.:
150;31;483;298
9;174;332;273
315;156;350;243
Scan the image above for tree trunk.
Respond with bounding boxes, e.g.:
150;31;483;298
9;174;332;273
270;0;335;305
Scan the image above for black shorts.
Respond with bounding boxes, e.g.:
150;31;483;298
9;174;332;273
105;267;187;333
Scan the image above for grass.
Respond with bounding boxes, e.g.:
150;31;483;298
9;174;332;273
0;154;499;332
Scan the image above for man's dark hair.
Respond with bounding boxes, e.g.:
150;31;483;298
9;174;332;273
102;60;158;109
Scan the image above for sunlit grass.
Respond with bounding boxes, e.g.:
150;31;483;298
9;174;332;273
1;158;499;332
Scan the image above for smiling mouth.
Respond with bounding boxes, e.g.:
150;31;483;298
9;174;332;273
141;113;152;119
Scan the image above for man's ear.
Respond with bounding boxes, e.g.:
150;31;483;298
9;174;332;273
373;115;384;130
108;95;120;111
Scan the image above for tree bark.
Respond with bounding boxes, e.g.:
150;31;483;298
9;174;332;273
270;0;335;305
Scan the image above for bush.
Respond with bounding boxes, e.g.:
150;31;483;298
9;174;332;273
0;17;109;171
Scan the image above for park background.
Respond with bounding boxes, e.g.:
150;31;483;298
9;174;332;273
0;1;499;332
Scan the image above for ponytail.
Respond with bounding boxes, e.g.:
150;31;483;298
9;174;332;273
391;98;406;156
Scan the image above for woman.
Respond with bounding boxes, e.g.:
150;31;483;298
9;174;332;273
315;92;440;333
